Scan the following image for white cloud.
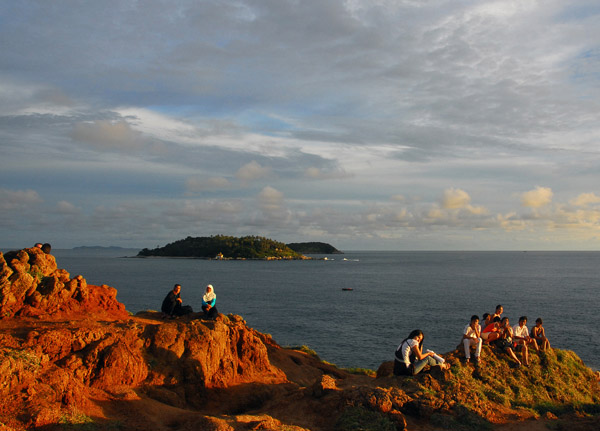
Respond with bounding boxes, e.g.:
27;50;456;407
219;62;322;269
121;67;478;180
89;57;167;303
570;192;600;207
236;161;271;182
70;120;142;151
521;186;553;208
442;188;471;209
0;188;43;211
2;1;600;249
258;186;284;212
56;200;80;214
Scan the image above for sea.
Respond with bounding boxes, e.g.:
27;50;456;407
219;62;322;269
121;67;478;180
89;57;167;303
13;248;600;371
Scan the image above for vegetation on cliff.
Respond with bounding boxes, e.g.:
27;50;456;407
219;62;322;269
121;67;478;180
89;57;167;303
286;242;342;254
137;235;305;259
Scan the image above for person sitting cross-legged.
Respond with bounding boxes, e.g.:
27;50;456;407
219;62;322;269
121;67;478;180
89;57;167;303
161;284;193;317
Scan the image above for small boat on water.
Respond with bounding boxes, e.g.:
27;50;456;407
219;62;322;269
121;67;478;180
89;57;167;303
342;288;354;291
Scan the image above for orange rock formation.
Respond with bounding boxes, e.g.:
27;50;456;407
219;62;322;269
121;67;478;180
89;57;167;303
0;248;598;430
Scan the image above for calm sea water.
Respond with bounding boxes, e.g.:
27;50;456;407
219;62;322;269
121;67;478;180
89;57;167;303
38;249;600;371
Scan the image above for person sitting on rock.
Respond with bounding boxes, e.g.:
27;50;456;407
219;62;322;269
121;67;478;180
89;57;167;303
462;315;483;366
202;284;218;319
481;316;502;344
491;304;503;321
161;284;193;317
393;329;450;376
482;312;492;330
530;317;551;352
497;317;522;367
513;316;539;365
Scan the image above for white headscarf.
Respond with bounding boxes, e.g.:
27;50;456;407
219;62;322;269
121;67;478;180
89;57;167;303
203;284;216;302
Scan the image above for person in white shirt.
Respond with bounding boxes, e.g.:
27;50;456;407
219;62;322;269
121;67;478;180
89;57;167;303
393;329;450;375
462;315;483;366
513;316;539;366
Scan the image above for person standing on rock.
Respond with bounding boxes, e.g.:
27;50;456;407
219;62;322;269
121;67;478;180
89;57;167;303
202;284;218;319
161;284;193;317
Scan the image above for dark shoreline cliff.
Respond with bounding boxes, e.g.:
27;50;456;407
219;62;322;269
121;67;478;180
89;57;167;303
0;247;599;430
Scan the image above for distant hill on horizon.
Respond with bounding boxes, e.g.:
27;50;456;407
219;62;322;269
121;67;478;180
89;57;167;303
286;241;342;254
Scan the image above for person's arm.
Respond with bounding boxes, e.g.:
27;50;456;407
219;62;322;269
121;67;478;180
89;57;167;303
411;342;432;360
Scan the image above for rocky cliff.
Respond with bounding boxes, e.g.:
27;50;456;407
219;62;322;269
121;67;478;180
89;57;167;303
0;248;598;430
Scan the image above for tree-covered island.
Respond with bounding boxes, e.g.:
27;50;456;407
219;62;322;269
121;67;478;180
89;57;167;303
137;235;310;260
286;242;342;254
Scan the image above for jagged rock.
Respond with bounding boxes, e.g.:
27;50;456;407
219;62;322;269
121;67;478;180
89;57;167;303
311;374;338;397
376;360;394;377
0;248;128;319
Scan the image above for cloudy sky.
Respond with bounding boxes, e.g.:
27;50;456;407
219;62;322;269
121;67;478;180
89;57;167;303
1;0;600;250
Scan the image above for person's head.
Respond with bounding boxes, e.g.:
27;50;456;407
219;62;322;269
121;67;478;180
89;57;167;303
501;316;509;326
408;329;424;343
470;315;479;327
495;304;503;315
41;243;51;254
535;317;543;327
482;313;490;321
34;243;42;248
519;316;527;326
206;284;213;293
173;284;181;294
493;316;501;323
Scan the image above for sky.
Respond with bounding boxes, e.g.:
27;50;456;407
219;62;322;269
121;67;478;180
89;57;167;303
1;0;600;251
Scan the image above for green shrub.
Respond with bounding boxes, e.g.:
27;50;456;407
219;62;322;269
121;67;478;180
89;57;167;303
343;367;376;377
335;406;396;431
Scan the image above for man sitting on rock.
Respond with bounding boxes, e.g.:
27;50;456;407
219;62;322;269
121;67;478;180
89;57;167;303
513;316;539;366
161;284;193;318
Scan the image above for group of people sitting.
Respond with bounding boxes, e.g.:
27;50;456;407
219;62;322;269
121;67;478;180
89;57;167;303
394;304;551;376
161;283;219;319
462;304;551;368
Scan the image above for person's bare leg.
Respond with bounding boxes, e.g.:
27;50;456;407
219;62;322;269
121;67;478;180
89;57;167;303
507;348;521;366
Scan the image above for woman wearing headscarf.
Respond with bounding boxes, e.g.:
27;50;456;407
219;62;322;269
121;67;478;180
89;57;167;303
202;284;218;319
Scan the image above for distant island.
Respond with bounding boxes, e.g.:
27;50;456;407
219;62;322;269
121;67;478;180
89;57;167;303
137;235;308;260
286;242;342;254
